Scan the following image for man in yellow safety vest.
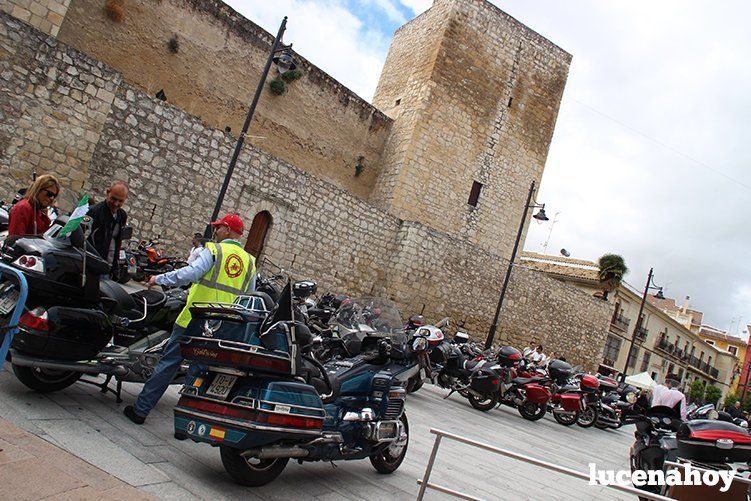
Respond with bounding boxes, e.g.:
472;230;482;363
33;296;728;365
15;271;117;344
124;214;256;424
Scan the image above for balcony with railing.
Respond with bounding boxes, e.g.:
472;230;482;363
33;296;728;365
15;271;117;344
634;326;649;342
686;354;720;379
611;314;631;332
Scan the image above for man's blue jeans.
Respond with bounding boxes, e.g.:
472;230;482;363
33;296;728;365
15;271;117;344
133;324;200;418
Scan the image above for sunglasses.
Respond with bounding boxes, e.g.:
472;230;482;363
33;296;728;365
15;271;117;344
43;189;58;199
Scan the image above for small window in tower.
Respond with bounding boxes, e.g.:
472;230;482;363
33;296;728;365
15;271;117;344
507;97;513;107
468;181;483;207
395;98;401;106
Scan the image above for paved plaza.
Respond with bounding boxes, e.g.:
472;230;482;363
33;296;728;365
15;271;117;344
0;365;636;500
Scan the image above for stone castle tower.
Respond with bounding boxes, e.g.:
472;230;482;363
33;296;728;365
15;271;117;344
373;0;571;258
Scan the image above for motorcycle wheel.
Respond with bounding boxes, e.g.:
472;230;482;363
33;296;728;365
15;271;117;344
594;421;609;430
133;268;145;282
553;410;578;426
576;404;599;428
406;377;424;394
220;446;289;487
12;365;81;393
370;413;409;474
468;393;498;412
116;271;130;284
518;401;546;421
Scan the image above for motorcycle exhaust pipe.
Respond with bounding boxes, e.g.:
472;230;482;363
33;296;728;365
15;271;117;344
241;446;310;459
11;353;129;377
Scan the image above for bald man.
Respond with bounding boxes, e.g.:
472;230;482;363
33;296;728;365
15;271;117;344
88;180;129;279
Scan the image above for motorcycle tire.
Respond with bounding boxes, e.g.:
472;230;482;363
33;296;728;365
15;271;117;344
116;272;130;284
133;268;146;282
370;413;409;474
553;410;578;426
576;404;599;428
12;365;81;393
594;421;609;430
406;377;424;394
468;393;498;412
220;446;289;487
518;401;546;421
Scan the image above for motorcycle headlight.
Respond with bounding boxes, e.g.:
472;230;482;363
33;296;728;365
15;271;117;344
741;421;749;429
626;392;637;404
412;336;428;353
661;417;671;425
708;409;719;420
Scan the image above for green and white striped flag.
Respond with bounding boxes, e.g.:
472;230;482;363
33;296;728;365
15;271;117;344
59;194;90;238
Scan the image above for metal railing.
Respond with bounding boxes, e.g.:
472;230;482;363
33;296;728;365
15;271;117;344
611;314;631;331
415;428;673;501
635;326;649;341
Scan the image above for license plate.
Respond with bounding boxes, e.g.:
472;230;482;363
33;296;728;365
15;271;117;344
205;374;237;400
0;283;19;315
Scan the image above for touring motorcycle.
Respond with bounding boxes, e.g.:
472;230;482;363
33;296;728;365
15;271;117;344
0;216;185;400
173;292;429;486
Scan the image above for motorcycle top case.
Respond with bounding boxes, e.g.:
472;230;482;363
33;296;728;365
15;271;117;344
597;375;619;391
469;366;501;394
579;374;601;393
677;420;751;463
180;309;295;376
12;306;113;360
496;345;522;367
548;360;573;385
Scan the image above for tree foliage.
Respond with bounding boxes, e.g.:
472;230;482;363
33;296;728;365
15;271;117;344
705;385;722;406
688;379;705;403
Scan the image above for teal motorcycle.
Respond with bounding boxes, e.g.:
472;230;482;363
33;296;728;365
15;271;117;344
173;288;430;486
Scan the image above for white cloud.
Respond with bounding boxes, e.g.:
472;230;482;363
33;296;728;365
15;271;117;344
224;0;388;100
398;0;432;15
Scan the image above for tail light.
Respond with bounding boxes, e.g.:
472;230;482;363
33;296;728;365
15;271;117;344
178;397;323;429
13;255;45;273
20;307;49;331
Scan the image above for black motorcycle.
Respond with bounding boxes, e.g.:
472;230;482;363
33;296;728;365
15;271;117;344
0;216;185;400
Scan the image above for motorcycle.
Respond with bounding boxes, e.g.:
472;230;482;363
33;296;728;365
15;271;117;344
173;292;428;486
0;215;186;401
687;402;749;429
630;405;751;499
127;236;187;282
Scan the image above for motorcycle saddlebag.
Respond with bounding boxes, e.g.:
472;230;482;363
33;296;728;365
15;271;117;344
677;420;751;463
12;306;113;360
558;392;583;412
469;366;501;394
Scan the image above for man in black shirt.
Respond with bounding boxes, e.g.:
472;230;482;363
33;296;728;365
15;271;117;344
88;180;129;279
727;400;743;419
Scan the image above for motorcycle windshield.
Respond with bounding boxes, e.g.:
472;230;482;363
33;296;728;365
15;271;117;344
329;297;405;339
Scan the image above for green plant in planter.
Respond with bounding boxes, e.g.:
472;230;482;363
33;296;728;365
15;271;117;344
168;35;179;54
597;254;628;301
269;79;286;95
281;69;303;83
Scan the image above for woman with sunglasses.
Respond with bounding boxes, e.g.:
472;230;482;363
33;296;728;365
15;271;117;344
8;174;60;236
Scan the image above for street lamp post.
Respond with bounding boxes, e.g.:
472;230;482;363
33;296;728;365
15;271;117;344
484;180;549;350
204;17;294;238
621;268;663;379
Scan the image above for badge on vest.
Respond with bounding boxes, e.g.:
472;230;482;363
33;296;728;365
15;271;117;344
225;254;244;278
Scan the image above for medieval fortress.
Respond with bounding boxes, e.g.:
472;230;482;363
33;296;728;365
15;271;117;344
0;0;614;367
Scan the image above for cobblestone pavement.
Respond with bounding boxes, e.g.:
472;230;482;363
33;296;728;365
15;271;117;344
0;366;635;500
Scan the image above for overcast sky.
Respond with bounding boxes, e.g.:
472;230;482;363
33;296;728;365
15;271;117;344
225;0;751;335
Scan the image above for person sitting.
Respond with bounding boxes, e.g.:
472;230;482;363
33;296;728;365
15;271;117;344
529;345;546;365
187;232;204;264
8;174;60;236
727;401;743;419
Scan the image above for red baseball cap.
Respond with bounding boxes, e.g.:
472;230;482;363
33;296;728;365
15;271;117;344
210;213;244;234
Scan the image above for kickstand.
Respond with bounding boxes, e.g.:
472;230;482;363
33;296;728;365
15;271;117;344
78;374;123;403
329;461;338;469
443;389;455;399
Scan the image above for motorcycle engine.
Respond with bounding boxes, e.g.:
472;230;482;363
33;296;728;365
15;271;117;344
438;372;453;388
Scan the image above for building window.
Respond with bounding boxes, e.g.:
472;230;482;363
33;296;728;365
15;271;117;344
627;348;639;370
699;351;705;362
468;181;483;207
705;339;715;346
667;363;675;378
603;335;622;364
651;371;658;382
640;352;651;372
729;346;738;356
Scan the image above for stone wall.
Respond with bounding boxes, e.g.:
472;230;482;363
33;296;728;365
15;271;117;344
55;0;392;200
373;0;571;259
0;12;119;210
0;0;70;37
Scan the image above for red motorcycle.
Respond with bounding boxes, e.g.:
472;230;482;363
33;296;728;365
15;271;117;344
505;359;584;423
575;373;601;427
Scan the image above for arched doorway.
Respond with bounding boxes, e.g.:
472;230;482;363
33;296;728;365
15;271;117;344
245;211;272;259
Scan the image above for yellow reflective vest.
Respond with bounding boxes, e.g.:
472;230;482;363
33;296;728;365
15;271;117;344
175;240;256;328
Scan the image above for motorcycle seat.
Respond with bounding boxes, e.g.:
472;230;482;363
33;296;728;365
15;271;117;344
559;384;579;393
463;359;484;371
512;376;548;385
